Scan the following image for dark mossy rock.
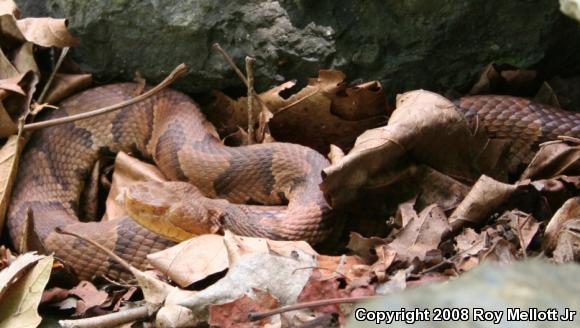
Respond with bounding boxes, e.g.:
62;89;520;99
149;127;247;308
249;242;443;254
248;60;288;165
16;0;580;96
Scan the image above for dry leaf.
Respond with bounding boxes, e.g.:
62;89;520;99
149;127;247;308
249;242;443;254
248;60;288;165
43;73;92;105
520;138;580;180
164;252;316;325
297;270;344;315
208;289;279;328
543;197;580;253
321;90;492;208
480;239;517;264
346;232;385;262
16;18;79;48
553;219;580;263
0;254;53;328
0;0;19;17
148;232;317;288
449;175;517;231
207;70;387;153
386;204;451;262
147;234;229;288
68;281;108;315
0;135;24;236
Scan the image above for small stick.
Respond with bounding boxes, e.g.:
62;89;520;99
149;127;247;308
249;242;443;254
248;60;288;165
37;47;70;104
56;228;134;273
248;296;378;321
213;43;249;86
516;214;532;260
212;43;271;122
245;56;255;144
59;305;149;328
23;63;188;131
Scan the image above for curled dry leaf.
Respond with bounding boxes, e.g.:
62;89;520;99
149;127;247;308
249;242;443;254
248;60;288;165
16;18;79;48
0;0;19;17
543;197;580;254
207;70;387;153
321;90;493;208
520;138;580;180
449;175;517;232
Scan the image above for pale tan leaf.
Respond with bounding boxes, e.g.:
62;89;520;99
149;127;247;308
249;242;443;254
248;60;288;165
12;43;39;76
0;102;17;137
148;234;228;288
0;14;25;43
0;0;19;17
16;18;79;48
0;135;24;236
0;255;53;328
0;47;18;79
543;197;580;254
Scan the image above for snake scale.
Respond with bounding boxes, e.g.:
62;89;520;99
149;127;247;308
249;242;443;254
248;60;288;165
6;83;580;280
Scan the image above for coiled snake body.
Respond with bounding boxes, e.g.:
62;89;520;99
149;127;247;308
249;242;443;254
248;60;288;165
7;84;580;279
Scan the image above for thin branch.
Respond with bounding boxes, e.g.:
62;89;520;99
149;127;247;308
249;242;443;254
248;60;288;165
23;63;188;131
245;56;255;144
248;296;378;321
37;47;70;104
516;214;532;260
59;305;149;328
55;228;134;273
212;43;271;115
213;43;249;86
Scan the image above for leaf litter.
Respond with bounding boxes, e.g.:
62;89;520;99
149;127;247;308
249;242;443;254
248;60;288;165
0;1;579;327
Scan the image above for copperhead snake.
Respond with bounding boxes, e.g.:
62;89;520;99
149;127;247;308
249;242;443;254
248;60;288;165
6;83;580;280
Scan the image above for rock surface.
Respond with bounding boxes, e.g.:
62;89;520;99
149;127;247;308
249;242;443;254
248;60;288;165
16;0;580;95
349;261;580;328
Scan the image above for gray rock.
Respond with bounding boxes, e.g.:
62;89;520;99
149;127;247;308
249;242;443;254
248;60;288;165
348;261;580;328
15;0;580;95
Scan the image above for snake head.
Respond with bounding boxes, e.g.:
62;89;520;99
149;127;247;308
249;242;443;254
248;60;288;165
124;181;222;241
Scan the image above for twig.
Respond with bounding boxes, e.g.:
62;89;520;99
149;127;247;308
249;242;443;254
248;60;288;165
245;56;255;144
23;63;188;131
37;47;70;104
212;44;270;115
212;43;249;86
516;214;532;260
59;305;149;328
55;228;134;273
248;296;378;321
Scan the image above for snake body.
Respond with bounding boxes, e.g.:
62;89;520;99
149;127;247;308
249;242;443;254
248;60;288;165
6;84;580;280
7;83;332;279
